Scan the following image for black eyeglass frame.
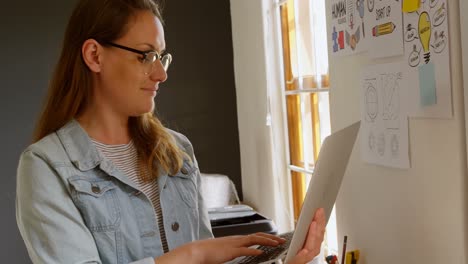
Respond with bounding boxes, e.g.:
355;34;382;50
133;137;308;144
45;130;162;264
105;42;164;63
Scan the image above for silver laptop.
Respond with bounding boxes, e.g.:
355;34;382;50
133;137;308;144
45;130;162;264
227;121;360;264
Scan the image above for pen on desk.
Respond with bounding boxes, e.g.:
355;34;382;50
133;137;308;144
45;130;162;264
341;235;347;264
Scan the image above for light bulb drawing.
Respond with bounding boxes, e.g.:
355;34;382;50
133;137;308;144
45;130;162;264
418;11;432;63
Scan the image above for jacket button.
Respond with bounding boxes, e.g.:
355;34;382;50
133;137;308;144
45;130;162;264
181;168;188;175
91;185;100;194
171;222;180;232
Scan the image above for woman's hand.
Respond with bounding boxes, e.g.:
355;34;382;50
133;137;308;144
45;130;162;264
154;208;326;264
154;232;286;264
288;208;326;264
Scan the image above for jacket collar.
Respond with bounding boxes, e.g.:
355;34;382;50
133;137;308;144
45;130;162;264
56;119;141;190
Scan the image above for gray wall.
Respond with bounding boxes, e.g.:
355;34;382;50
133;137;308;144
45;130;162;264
160;1;242;197
0;0;240;262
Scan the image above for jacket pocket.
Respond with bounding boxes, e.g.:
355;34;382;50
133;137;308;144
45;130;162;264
68;176;121;232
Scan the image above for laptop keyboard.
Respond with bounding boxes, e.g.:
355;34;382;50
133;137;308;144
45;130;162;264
238;231;294;264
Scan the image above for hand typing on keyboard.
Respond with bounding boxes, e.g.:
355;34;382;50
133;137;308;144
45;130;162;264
154;208;325;264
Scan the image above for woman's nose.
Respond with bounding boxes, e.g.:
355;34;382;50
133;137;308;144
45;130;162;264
149;61;168;83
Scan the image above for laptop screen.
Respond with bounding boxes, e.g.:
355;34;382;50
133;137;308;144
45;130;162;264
284;121;360;262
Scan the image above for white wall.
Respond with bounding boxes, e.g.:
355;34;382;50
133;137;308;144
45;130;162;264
462;0;468;164
230;0;294;232
327;1;468;263
231;0;468;262
460;0;468;259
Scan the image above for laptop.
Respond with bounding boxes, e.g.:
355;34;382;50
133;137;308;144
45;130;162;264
227;121;360;264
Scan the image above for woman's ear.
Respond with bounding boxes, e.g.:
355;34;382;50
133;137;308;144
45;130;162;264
82;39;103;73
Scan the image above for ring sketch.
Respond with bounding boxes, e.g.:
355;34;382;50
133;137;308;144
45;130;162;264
365;82;378;122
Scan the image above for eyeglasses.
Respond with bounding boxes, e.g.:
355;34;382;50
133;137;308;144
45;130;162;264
105;42;172;75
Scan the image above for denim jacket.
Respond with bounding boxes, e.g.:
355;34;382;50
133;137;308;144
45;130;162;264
16;120;213;264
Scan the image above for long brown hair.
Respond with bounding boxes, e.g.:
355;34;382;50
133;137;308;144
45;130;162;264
34;0;186;181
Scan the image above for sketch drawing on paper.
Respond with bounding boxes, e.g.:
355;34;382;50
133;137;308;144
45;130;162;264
361;63;410;168
365;82;378;122
377;133;385;156
391;134;399;158
368;131;375;151
431;30;446;54
381;72;401;125
367;0;374;12
405;24;419;42
408;44;421;67
432;3;446;26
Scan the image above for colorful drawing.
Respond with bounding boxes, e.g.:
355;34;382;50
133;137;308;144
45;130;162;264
338;31;345;50
332;26;346;53
418;11;432;63
372;22;396;37
346;27;361;50
356;0;365;38
330;0;369;56
332;27;339;52
367;0;404;58
403;0;452;118
403;0;420;13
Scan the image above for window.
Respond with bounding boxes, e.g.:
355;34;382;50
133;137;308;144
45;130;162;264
278;0;337;256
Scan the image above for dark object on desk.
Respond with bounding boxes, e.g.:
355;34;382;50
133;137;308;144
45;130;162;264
325;255;338;264
210;211;278;237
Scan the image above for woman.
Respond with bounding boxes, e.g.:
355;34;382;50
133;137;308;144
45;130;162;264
16;0;325;263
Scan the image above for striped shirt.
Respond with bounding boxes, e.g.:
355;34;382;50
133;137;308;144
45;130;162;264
92;139;169;253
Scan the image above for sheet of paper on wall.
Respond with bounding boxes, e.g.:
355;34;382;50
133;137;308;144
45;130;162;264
366;0;404;58
329;0;370;56
403;0;452;118
360;62;410;169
